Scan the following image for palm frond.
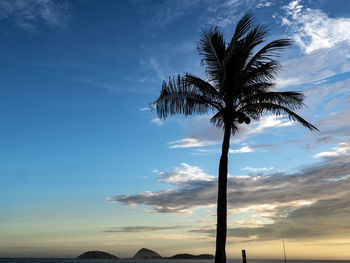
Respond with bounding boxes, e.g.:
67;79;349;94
183;74;224;109
238;91;305;110
241;25;267;51
231;14;254;42
210;110;225;129
242;60;280;84
245;39;292;71
210;110;240;134
197;27;225;83
155;76;217;119
224;25;268;84
239;82;274;96
240;102;318;131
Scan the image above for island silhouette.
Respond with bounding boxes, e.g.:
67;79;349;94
77;248;214;259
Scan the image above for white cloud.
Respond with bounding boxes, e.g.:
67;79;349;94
155;163;214;186
256;1;272;8
150;117;163;126
0;0;70;30
111;155;350;235
229;146;253;154
195;145;254;155
168;138;217;148
241;166;274;172
250;115;294;134
274;43;350;90
314;142;350;158
140;103;156;111
275;77;300;89
282;0;350;54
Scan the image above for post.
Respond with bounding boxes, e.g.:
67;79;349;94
242;250;247;263
282;238;287;263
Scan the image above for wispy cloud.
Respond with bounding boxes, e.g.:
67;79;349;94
195;145;254;155
149;58;165;81
135;0;203;29
166;115;295;150
150;117;164;126
241;166;274;172
0;0;71;30
104;225;189;233
203;0;267;28
281;0;350;54
275;43;350;90
168;138;217;148
256;1;272;8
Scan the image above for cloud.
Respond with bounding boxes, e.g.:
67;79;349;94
274;43;350;91
166;115;295;150
195;145;254;154
249;115;294;134
110;154;350;240
149;58;165;81
192;195;350;241
304;107;350;151
203;0;250;28
304;79;350;111
314;142;350;158
110;155;350;213
256;1;272;8
150;117;163;126
0;0;71;30
194;144;277;155
282;0;350;54
241;166;274;172
229;146;253;154
155;163;214;186
140;103;156;111
135;0;203;29
104;225;188;233
273;3;350;92
168;138;217;148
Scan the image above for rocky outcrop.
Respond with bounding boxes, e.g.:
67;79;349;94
133;248;162;258
169;253;214;259
77;251;119;259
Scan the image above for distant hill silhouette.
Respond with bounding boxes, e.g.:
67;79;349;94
169;253;214;259
77;251;118;259
133;248;162;258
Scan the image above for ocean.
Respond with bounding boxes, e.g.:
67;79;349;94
0;259;349;263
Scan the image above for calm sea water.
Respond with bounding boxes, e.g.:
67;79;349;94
0;259;349;263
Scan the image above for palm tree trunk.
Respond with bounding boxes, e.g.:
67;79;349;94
215;122;231;263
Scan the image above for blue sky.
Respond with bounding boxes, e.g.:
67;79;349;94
1;0;350;259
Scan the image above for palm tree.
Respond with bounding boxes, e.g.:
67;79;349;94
155;14;318;263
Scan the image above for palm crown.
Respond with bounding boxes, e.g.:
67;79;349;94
156;14;318;132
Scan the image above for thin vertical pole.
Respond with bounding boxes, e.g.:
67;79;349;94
282;238;287;263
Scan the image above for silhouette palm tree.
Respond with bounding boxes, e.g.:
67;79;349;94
155;14;318;263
